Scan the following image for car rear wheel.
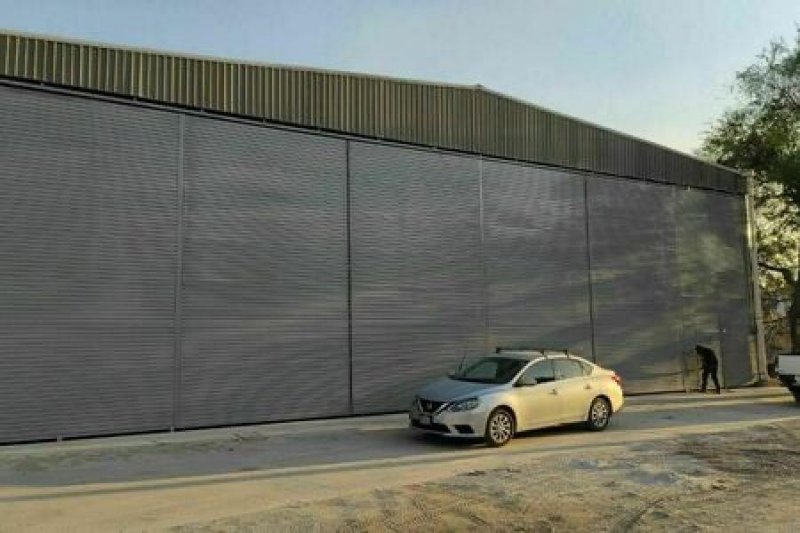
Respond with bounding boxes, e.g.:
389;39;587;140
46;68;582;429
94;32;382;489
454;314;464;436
484;407;515;447
585;397;611;431
791;389;800;404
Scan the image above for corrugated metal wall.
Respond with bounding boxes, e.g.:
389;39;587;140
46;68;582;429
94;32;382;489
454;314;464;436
587;178;684;393
0;82;755;442
481;162;593;357
349;143;485;413
676;189;752;388
0;31;744;194
179;117;350;428
0;84;177;442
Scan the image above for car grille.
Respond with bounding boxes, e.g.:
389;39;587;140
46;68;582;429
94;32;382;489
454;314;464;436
418;398;446;413
410;419;450;433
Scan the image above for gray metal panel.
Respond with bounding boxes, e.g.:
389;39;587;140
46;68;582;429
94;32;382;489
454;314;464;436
715;196;752;385
0;30;744;194
677;189;752;386
481;162;593;356
350;143;485;413
179;117;349;428
587;178;683;392
0;85;177;442
0;79;756;442
487;327;594;361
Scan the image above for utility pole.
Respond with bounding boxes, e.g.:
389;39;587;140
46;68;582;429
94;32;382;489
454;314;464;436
746;174;769;384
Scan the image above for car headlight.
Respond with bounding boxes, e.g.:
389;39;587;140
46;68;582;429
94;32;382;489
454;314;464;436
448;397;480;412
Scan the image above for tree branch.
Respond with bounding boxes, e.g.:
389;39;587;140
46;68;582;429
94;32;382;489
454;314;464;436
759;261;796;285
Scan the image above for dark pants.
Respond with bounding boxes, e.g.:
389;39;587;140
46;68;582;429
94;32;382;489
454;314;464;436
701;366;721;393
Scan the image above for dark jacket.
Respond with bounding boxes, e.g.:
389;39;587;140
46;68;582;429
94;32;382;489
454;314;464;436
696;345;718;369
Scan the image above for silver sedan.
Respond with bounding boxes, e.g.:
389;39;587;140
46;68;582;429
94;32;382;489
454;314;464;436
409;350;624;447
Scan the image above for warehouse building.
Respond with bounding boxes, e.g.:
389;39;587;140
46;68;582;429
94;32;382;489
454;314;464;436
0;31;760;443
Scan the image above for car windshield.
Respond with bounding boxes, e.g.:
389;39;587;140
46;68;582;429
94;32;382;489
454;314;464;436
451;357;528;384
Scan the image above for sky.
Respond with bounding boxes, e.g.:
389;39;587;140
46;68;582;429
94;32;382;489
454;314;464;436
1;0;798;155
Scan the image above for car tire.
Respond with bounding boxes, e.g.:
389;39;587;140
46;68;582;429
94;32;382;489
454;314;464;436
792;389;800;404
585;396;612;431
484;407;515;447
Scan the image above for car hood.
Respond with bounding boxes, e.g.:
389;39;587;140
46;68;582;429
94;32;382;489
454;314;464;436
416;378;502;402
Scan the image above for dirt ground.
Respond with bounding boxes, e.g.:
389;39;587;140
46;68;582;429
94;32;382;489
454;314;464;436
174;420;800;533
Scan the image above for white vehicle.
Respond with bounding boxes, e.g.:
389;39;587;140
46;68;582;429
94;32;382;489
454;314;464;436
776;354;800;404
409;348;625;447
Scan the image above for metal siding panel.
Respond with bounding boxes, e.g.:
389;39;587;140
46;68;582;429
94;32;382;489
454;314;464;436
535;109;553;165
567;120;582;169
676;190;752;386
0;31;745;193
350;143;485;413
0;85;177;442
179;117;349;428
482;162;593;356
487;327;594;361
598;129;613;175
0;82;754;442
605;134;622;177
718;168;741;194
478;91;494;158
551;114;570;168
676;188;720;377
587;178;683;392
0;35;8;76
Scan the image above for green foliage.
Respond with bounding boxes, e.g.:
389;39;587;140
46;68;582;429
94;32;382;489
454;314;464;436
705;30;800;204
703;28;800;352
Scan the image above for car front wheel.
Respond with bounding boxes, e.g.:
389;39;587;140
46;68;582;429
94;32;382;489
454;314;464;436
585;396;612;431
484;407;515;447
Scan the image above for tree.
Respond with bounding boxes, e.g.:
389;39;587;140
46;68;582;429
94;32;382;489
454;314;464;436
703;29;800;352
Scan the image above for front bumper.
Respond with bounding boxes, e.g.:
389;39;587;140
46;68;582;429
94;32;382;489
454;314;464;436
408;401;490;438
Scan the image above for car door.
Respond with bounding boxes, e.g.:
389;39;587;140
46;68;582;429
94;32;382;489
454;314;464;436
512;358;563;430
551;358;594;422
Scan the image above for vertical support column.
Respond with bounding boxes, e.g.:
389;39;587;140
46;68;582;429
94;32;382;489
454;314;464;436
346;140;354;414
172;114;185;430
583;176;597;362
745;175;768;384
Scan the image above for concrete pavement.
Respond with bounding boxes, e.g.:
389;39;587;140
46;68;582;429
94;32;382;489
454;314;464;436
0;387;797;531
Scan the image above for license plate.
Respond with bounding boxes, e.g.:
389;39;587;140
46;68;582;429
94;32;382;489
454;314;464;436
421;415;431;425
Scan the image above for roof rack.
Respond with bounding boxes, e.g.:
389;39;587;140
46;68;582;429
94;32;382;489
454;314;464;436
495;346;572;356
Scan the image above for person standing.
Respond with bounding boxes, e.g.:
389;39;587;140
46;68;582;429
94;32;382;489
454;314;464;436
695;344;721;394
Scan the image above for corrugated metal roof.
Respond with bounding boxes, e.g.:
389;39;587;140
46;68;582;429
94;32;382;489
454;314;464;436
0;29;744;194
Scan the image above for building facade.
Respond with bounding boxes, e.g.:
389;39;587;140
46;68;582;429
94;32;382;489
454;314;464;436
0;32;757;443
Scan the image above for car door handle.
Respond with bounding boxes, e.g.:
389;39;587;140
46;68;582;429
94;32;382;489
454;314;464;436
549;389;558;395
584;384;592;390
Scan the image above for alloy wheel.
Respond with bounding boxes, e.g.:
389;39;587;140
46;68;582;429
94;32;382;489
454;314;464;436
589;398;610;429
488;410;513;446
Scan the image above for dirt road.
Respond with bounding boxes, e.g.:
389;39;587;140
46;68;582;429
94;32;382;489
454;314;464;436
0;388;798;532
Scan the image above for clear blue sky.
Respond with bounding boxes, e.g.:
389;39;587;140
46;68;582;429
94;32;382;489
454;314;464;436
2;0;798;154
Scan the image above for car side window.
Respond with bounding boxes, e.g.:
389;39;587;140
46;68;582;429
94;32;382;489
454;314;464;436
552;359;584;380
579;361;594;376
518;360;555;386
